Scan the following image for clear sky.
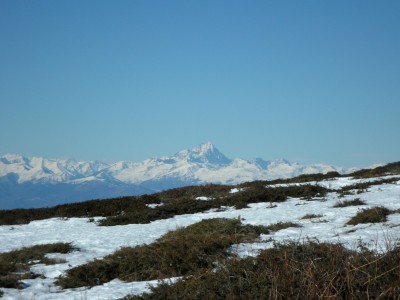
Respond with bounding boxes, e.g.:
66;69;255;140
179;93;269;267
1;1;399;167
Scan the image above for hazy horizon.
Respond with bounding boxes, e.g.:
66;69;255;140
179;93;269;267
1;1;399;168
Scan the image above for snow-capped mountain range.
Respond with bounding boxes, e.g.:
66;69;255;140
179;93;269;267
0;142;349;209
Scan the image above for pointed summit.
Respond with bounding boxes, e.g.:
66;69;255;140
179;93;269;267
192;142;219;155
176;142;231;165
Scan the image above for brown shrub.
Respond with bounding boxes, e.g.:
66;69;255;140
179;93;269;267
265;222;301;232
334;198;366;208
0;243;75;289
301;214;323;219
57;218;269;289
346;207;393;225
127;242;400;299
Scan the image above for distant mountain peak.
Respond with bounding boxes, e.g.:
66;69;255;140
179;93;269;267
176;142;231;165
197;141;215;152
192;142;217;158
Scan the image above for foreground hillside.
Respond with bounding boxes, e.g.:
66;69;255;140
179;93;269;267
0;162;399;299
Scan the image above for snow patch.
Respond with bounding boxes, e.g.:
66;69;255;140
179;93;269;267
195;196;213;201
229;187;245;193
146;203;163;208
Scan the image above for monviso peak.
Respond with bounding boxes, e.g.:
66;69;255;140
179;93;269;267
178;142;232;165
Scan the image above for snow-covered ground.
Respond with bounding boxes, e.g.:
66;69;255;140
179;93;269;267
1;176;400;299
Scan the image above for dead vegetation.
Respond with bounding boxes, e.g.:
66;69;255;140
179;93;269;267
346;207;394;226
125;241;400;299
0;243;76;289
56;218;269;289
333;198;366;208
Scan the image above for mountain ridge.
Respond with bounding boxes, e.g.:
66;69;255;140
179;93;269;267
0;143;352;209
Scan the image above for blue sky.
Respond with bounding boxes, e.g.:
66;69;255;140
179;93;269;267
1;1;399;167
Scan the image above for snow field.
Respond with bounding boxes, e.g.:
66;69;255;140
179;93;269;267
0;176;399;299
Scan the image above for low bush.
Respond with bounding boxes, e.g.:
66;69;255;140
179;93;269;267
265;222;301;232
269;171;341;184
348;161;400;178
100;184;330;226
334;198;366;208
127;242;400;299
301;214;323;219
0;243;75;289
346;207;393;225
56;218;269;288
0;179;330;227
337;178;399;198
0;197;142;225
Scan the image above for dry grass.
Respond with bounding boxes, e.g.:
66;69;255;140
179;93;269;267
126;241;400;299
348;161;400;178
333;198;366;208
346;207;393;226
0;182;331;227
0;243;75;289
265;221;301;232
56;218;269;289
301;213;323;219
337;177;399;198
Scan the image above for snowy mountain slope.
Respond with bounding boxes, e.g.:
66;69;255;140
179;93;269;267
0;154;109;183
0;142;350;209
1;175;400;299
